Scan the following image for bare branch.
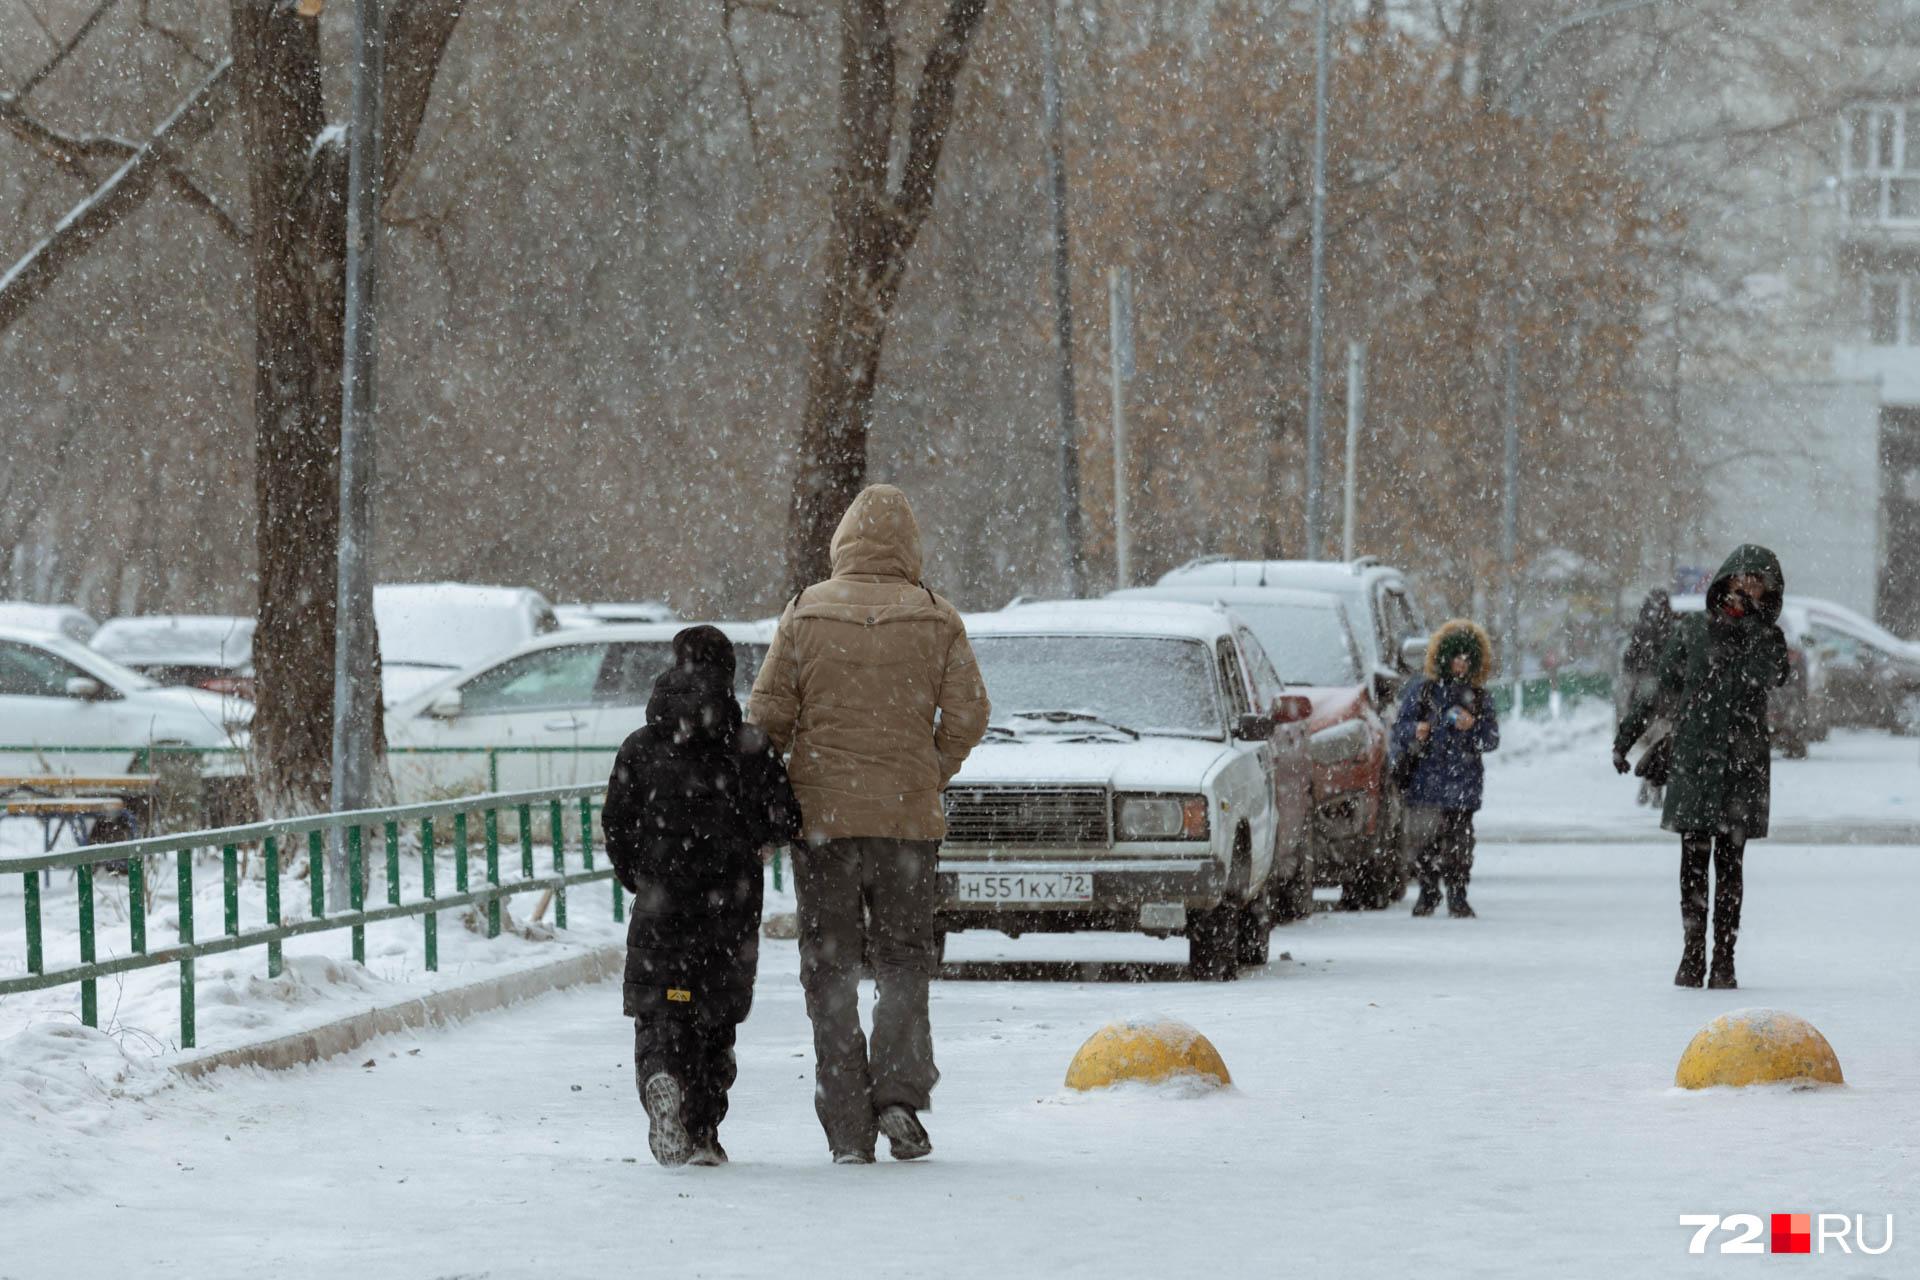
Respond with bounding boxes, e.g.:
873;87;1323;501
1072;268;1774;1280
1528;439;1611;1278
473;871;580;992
139;0;216;69
894;0;989;231
0;57;234;334
381;0;465;196
720;0;768;168
14;0;120;99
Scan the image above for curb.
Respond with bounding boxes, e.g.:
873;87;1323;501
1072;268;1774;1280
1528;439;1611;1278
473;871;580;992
170;944;624;1079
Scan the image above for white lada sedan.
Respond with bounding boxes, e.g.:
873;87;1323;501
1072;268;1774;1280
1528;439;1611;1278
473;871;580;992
940;601;1314;979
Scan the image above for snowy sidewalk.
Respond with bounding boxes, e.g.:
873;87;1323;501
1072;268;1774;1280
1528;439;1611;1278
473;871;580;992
1483;714;1920;843
6;840;1915;1279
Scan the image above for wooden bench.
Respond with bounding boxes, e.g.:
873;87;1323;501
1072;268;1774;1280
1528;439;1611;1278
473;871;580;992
0;776;157;876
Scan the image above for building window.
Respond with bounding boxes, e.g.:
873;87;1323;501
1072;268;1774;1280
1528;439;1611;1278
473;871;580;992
1865;278;1920;345
1841;104;1920;224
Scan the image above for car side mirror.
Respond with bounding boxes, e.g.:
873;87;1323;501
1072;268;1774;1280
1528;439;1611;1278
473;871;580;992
1370;666;1399;705
1399;636;1429;674
65;676;103;700
428;689;463;719
1271;694;1314;725
1233;713;1277;741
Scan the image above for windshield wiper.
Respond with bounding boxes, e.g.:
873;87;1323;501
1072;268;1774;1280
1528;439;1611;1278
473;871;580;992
983;724;1022;739
1009;710;1141;739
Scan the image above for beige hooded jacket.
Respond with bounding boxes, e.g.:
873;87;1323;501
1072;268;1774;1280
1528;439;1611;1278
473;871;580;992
748;485;992;842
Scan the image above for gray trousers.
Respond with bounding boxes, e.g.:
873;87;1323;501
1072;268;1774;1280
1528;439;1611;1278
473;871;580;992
792;838;942;1157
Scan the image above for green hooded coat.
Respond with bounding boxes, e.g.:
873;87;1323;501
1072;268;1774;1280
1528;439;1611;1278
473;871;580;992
1615;545;1790;837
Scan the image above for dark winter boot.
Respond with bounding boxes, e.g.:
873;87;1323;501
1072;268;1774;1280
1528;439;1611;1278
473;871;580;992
686;1129;728;1167
1674;929;1706;988
641;1072;693;1167
1444;881;1475;919
877;1104;933;1161
1708;941;1737;990
1411;880;1441;917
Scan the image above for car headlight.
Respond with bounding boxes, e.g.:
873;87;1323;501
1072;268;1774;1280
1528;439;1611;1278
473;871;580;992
1114;793;1210;841
1307;719;1372;765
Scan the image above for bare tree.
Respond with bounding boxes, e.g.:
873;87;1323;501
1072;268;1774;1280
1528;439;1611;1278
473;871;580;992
784;0;990;594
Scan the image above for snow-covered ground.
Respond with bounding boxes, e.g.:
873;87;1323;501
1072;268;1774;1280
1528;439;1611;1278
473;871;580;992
4;722;1916;1278
1484;705;1920;843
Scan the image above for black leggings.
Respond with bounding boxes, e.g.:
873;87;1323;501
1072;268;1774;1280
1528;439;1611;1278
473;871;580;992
1679;830;1745;949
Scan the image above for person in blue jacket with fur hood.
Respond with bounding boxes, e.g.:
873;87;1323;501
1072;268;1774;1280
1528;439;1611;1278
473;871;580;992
1390;620;1501;917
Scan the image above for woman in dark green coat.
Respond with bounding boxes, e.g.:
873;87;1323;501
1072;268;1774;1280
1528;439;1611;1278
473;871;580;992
1613;545;1790;990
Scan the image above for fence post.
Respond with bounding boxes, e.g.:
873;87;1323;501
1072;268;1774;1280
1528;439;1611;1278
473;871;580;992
308;829;325;919
223;843;239;939
128;855;146;954
484;807;501;939
77;861;95;1027
518;803;533;879
385;820;401;907
453;810;469;894
177;846;195;1049
24;869;43;974
349;824;366;964
265;835;282;978
420;816;437;971
549;798;567;930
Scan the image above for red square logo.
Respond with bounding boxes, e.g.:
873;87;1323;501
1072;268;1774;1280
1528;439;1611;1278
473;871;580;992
1772;1213;1812;1254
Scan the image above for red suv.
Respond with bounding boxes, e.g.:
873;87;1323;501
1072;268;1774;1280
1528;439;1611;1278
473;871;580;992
1112;585;1400;908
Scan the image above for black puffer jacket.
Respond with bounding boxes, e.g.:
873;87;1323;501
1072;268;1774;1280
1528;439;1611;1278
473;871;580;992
601;627;801;1022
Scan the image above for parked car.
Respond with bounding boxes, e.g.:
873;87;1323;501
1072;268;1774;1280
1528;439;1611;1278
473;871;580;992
1789;594;1920;734
0;602;98;645
937;601;1315;979
1155;556;1428;692
374;583;561;706
553;601;680;629
383;621;769;800
91;615;256;699
1111;584;1402;907
1668;596;1829;755
0;625;250;777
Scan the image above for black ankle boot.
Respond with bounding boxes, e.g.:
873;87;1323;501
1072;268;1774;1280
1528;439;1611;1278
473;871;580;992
1708;947;1737;989
1412;882;1440;917
1445;883;1475;918
1675;919;1707;987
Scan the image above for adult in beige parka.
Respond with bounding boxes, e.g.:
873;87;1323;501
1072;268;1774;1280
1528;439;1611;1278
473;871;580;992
749;484;990;1163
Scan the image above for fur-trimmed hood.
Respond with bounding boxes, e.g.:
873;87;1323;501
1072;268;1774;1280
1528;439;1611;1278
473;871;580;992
1424;618;1494;684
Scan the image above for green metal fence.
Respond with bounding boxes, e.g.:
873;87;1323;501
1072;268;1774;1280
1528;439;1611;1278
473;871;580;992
1487;671;1612;717
0;784;621;1050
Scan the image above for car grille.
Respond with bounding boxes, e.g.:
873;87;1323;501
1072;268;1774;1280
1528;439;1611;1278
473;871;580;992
942;787;1111;848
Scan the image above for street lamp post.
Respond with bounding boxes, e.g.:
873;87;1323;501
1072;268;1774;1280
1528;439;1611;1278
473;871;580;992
332;0;385;887
1304;0;1331;560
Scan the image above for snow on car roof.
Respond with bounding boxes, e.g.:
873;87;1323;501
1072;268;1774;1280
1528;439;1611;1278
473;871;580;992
1156;559;1384;591
1110;584;1340;609
973;599;1237;641
92;615;254;664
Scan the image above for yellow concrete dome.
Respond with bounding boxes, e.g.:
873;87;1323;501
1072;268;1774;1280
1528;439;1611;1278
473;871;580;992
1675;1008;1844;1089
1064;1019;1231;1091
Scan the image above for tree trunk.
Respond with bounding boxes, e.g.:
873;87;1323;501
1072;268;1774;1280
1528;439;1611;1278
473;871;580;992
232;0;350;818
232;0;462;819
785;0;989;596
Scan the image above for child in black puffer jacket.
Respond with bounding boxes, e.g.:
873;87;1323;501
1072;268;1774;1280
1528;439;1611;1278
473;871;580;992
601;626;800;1167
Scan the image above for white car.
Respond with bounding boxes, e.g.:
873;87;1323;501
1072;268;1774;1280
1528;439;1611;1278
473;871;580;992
939;601;1315;978
0;602;98;645
0;625;250;776
383;621;770;800
374;583;561;706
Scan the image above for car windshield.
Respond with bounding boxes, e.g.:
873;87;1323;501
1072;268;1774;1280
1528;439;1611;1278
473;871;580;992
93;617;253;666
971;635;1223;738
598;640;768;704
1227;603;1361;686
